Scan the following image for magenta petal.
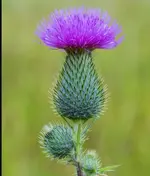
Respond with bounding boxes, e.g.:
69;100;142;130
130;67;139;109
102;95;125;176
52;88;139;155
36;7;123;50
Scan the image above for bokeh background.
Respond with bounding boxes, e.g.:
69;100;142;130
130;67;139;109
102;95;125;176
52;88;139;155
2;0;150;176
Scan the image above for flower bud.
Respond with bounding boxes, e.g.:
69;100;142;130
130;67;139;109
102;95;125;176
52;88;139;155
39;124;74;159
81;150;101;176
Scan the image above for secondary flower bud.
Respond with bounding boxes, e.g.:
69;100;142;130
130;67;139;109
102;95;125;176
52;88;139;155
39;124;74;159
81;150;101;176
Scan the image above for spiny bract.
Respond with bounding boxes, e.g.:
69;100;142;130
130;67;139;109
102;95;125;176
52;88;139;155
53;50;107;120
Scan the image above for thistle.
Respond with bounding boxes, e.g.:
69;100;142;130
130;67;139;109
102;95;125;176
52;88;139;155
36;7;123;176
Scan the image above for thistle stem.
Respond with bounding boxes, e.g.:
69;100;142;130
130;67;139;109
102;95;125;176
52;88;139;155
76;162;84;176
76;122;84;176
76;122;81;157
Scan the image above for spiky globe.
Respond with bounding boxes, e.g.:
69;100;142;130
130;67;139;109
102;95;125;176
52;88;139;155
39;124;74;159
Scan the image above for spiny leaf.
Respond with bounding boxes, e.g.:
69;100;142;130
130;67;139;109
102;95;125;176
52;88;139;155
99;165;121;174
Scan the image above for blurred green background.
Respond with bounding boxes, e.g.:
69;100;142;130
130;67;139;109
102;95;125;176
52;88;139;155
2;0;150;176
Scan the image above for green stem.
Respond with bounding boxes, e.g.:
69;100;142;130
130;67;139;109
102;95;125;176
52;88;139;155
76;122;81;158
76;121;84;176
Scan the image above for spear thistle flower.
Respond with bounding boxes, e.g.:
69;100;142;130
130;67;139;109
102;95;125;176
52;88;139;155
36;8;123;50
36;7;123;176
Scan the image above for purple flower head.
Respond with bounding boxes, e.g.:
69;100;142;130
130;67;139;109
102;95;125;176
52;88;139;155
36;7;123;51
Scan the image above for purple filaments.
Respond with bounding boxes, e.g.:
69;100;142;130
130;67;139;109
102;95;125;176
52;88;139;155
36;8;123;50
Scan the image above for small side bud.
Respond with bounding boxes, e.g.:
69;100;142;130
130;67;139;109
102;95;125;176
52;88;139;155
39;123;74;159
81;150;101;176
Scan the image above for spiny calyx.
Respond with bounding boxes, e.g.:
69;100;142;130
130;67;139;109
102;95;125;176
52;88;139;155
53;50;107;120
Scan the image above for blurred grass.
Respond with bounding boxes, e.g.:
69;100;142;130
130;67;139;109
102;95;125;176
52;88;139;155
2;0;150;176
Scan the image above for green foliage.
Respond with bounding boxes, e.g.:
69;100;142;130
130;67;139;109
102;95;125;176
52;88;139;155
53;50;107;120
99;165;120;174
39;123;74;159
